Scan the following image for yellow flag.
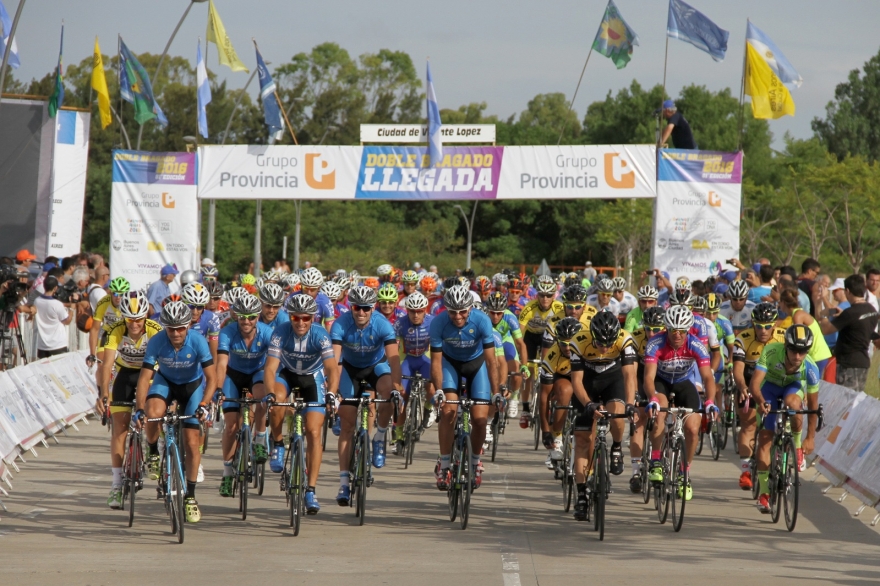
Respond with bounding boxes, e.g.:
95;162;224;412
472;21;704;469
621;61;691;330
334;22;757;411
91;37;112;129
744;42;795;119
206;0;249;73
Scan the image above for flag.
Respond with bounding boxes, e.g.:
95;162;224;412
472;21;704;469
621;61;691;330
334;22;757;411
0;0;20;69
91;37;112;129
745;42;795;119
666;0;729;62
426;61;442;166
746;21;802;88
592;0;639;69
255;44;284;143
118;37;168;126
196;39;211;138
206;0;248;73
48;25;64;118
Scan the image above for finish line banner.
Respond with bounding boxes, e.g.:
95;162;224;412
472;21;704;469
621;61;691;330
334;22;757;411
650;149;743;280
197;145;657;200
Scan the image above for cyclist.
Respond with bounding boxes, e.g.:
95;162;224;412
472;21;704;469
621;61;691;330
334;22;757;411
720;280;756;334
643;305;718;501
100;291;163;509
241;273;258;295
330;285;402;505
627;306;665;493
538;317;579;467
430;285;499;490
298;267;336;331
569;312;637;519
377;283;406;325
420;275;440;308
704;292;735;377
149;293;182;325
517;275;564;427
474;276;493;303
134;301;216;523
429;277;457;316
623;285;659;333
262;294;340;514
205;280;227;317
484;292;528;414
281;272;301;295
732;302;786;490
392;291;436;453
215;294;273;496
200;266;219;285
182;282;220;360
749;325;821;513
257;282;290;334
507;277;527;316
322;281;347;318
377;264;394;284
88;276;129;390
398;270;420;306
612;277;638;318
587;278;621;315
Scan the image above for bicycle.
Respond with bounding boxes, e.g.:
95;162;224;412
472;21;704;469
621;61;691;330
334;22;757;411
401;373;428;468
268;393;334;536
763;401;824;532
221;392;265;521
488;385;509;463
527;359;542;450
146;408;197;544
718;369;737;451
554;404;576;512
113;401;143;528
581;406;630;541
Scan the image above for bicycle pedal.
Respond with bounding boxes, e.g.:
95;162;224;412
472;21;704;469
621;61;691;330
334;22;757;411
368;475;375;487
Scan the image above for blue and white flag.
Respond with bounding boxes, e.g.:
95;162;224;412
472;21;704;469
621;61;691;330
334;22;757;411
426;61;443;166
196;39;211;138
746;21;802;88
255;43;284;143
667;0;729;62
0;0;20;69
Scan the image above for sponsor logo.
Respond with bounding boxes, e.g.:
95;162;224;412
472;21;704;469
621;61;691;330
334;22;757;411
708;190;721;207
161;192;175;208
604;153;635;189
147;241;165;251
691;240;710;250
305;153;336;189
658;238;667;250
112;240;122;251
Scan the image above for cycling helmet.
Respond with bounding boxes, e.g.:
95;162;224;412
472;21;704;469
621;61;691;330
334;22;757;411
181;282;210;307
377;283;399;302
670;287;694;307
200;266;219;279
348;270;360;284
233;293;262;316
596;278;615;294
784;324;813;352
321;281;342;301
535;275;556;295
161;300;192;327
334;275;351;290
474;276;492;293
462;268;476;282
402;270;419;284
704;292;721;312
285;293;318;315
643;306;665;327
161;293;182;307
255;277;266;290
691;295;708;313
442;276;457;291
728;280;749;300
241;273;256;286
664;305;694;330
364;277;380;290
300;267;324;289
389;268;402;284
119;291;149;319
590;311;621;347
674;276;691;291
376;264;393;277
109;277;131;294
205;280;224;299
259;283;286;306
335;269;347;279
752;302;778;323
262;270;281;283
484;291;508;312
179;269;199;287
225;286;247;305
507;278;523;292
492;273;508;287
348;285;378;307
420;275;438;293
637;285;659;300
404;291;429;311
612;277;627;291
282;273;301;290
518;272;531;287
562;284;588;303
555;317;583;341
444;285;474;311
457;276;471;290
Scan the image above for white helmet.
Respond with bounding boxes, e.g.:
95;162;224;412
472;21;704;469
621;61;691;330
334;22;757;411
300;267;324;288
282;273;300;290
258;283;286;306
728;280;749;300
224;286;247;305
348;285;378;306
377;264;393;277
664;305;694;330
119;291;150;319
443;285;474;311
535;275;556;295
612;277;626;291
596;278;615;294
321;281;342;301
285;293;318;315
637;285;659;300
161;301;193;327
181;282;210;306
179;269;199;287
233;294;262;316
404;291;429;311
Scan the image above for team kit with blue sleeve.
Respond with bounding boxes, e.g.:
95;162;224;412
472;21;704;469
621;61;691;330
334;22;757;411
395;313;434;393
260;309;290;333
429;309;496;400
331;311;398;398
142;330;214;427
217;321;273;412
267;322;336;412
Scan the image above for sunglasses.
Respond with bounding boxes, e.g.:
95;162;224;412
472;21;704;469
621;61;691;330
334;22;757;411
124;317;145;324
564;303;585;311
187;304;204;310
508;289;522;294
559;340;571;347
669;328;689;335
489;311;505;316
167;325;188;333
237;314;258;321
379;300;396;305
646;326;665;334
538;293;554;299
407;309;426;315
352;305;373;313
754;322;775;330
112;292;124;298
447;309;470;316
290;314;312;323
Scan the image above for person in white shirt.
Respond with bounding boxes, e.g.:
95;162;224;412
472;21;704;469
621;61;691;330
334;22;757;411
34;276;73;358
87;267;110;313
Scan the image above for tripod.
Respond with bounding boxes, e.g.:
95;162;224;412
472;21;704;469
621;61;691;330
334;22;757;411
0;309;27;369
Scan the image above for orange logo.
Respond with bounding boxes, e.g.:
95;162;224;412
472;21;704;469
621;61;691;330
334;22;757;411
161;192;175;208
604;153;635;189
305;153;336;189
708;191;721;207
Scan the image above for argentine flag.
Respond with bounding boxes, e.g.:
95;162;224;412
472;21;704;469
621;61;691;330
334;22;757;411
0;0;20;69
426;62;443;166
196;39;212;138
746;21;802;88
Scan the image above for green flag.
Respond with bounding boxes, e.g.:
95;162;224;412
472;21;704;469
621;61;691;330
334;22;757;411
48;25;64;117
592;0;639;69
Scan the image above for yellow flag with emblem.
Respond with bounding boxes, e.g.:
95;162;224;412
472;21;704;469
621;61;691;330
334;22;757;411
206;0;249;73
91;37;112;128
744;42;795;119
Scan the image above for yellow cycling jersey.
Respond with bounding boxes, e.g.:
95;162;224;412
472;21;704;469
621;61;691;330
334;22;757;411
94;295;123;334
733;327;786;368
629;326;658;362
570;328;637;374
103;319;164;370
542;306;598;346
541;341;573;377
519;299;565;335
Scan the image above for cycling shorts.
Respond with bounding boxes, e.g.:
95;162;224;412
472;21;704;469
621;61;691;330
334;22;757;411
502;340;517;362
571;394;593;432
273;368;327;414
653;377;701;412
441;354;490;401
401;354;431;394
523;331;544;361
338;360;390;399
636;363;646;402
584;369;627;407
110;367;140;414
760;381;804;432
541;371;571;386
146;372;204;430
221;367;262;413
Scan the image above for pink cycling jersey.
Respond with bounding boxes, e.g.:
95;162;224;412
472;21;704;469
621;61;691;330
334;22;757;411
644;332;711;383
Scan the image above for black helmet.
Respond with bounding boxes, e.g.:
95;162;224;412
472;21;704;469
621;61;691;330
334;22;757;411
484;291;508;312
784;324;813;352
752;302;778;324
691;295;708;313
590;311;621;347
643;306;665;328
555;317;583;341
561;284;588;303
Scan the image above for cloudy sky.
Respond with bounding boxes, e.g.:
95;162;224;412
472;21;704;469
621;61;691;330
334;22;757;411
5;0;879;148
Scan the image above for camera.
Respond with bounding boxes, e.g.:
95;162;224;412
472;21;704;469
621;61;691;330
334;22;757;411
0;264;29;307
54;280;81;304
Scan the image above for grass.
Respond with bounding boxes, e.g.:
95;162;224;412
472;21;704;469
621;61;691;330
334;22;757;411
864;352;880;399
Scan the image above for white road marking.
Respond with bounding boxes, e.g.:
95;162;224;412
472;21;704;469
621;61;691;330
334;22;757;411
60;489;77;496
25;508;47;518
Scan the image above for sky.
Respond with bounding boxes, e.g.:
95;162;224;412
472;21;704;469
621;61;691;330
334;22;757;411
4;0;879;149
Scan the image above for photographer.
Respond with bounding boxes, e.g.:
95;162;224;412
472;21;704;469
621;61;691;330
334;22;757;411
34;276;73;358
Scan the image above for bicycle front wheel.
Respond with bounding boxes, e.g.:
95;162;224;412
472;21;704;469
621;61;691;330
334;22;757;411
782;438;799;532
291;439;304;535
356;432;369;525
448;438;460;522
170;447;186;544
671;439;687;532
640;425;651;505
709;419;721;461
460;435;473;530
594;445;607;540
239;431;251;520
490;416;500;463
769;443;783;524
657;449;670;524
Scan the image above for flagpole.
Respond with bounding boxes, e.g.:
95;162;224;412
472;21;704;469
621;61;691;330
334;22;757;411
275;90;298;145
556;46;594;145
736;19;749;152
0;0;25;116
108;102;131;149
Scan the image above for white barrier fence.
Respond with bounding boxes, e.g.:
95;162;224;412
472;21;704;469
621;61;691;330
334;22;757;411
4;314;89;369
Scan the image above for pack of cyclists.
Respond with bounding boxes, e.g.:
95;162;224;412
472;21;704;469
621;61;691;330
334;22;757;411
92;263;823;527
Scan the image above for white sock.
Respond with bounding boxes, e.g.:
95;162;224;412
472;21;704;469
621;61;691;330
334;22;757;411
439;454;451;470
471;453;481;467
255;431;267;441
374;426;387;442
111;467;123;487
339;472;350;488
223;461;235;477
741;459;750;473
631;458;640;475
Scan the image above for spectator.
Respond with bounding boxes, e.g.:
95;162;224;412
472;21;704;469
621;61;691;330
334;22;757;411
582;261;597;283
15;249;36;274
865;268;880;313
60;256;77;283
34;276;73;358
779;268;810;311
90;253;106;270
822;278;849;350
658;100;696;149
817;275;880;393
86;267;109;313
691;280;707;296
797;258;821;316
748;265;774;303
31;262;56;296
201;257;215;270
146;264;178;315
429;264;438;274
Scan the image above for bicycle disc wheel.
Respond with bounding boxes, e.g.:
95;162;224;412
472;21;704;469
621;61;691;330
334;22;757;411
356;433;369;526
460;436;472;530
709;420;721;461
291;440;304;535
769;445;782;524
671;439;686;532
170;448;185;544
448;439;460;522
782;438;799;532
595;446;606;540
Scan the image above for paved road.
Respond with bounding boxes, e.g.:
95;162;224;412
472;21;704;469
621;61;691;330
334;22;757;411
2;417;879;586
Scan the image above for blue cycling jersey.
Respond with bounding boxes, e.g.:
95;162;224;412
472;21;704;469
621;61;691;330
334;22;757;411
260;309;290;334
395;313;434;357
429;308;495;362
218;321;273;374
190;309;221;340
288;291;335;326
330;311;397;368
268;322;335;374
143;329;213;385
